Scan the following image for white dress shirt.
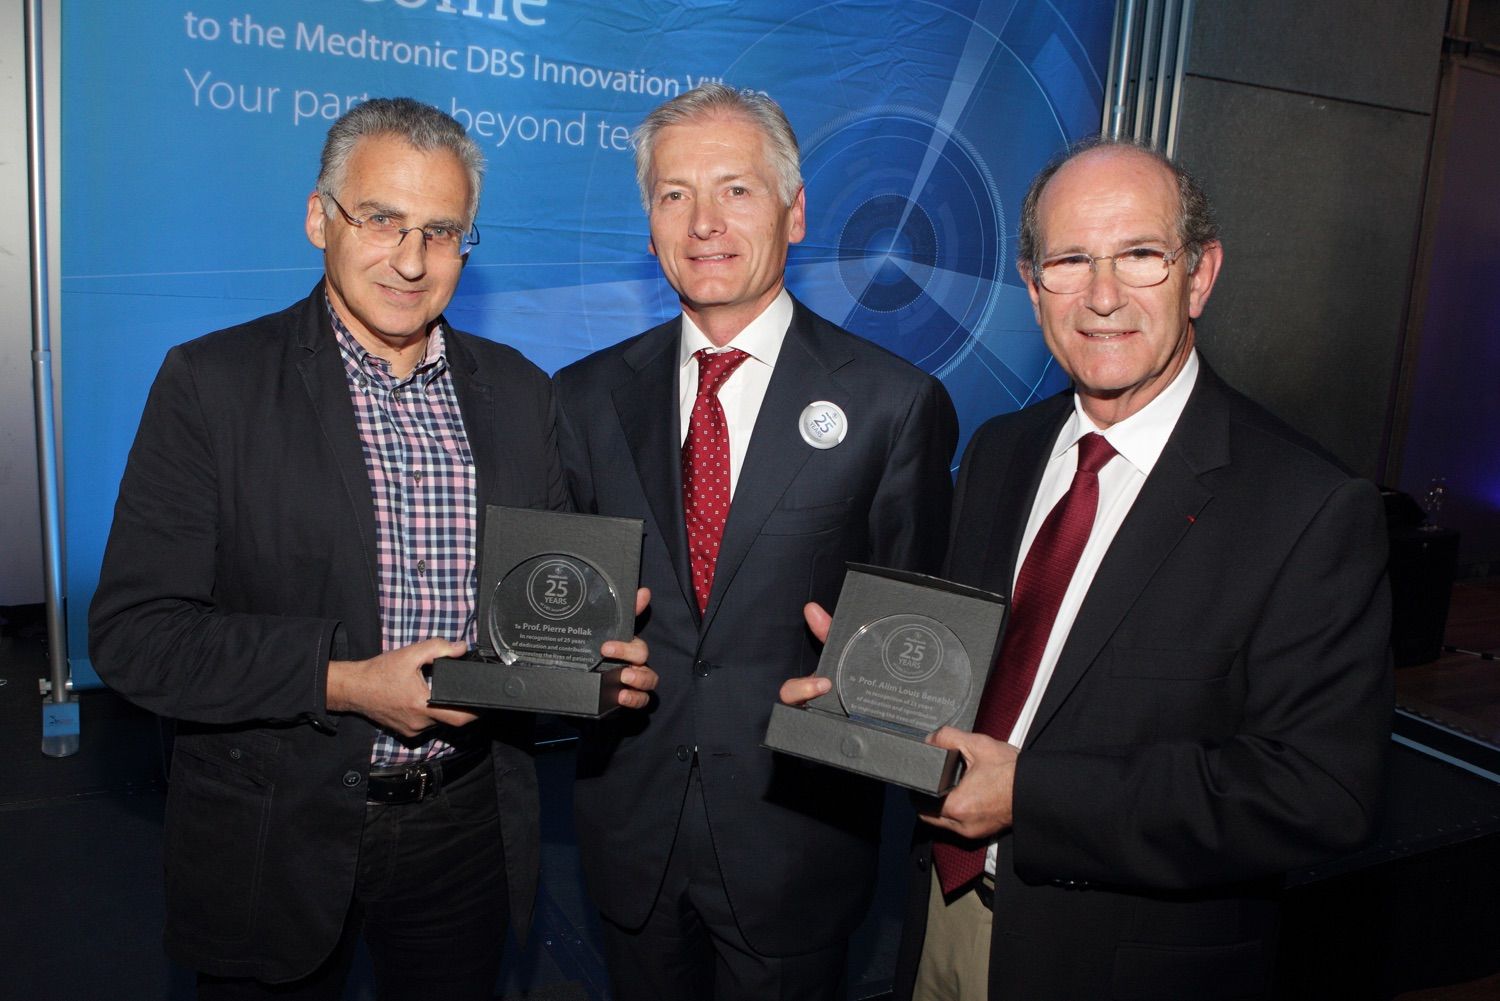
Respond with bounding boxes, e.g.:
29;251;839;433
986;349;1200;874
676;289;793;498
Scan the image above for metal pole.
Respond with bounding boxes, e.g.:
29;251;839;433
26;0;77;756
1133;0;1161;142
1104;0;1138;138
1164;0;1195;158
1149;0;1181;144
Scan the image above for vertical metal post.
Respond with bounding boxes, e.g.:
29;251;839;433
1104;0;1137;138
1132;0;1162;141
1104;0;1196;153
1164;0;1195;158
1149;0;1181;142
26;0;77;756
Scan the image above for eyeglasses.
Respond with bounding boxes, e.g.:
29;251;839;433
1034;246;1186;294
322;192;479;257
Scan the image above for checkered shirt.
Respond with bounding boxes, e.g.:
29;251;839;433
331;305;477;767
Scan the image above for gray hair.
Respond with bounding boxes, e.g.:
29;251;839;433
1017;135;1218;280
633;83;802;212
316;97;485;226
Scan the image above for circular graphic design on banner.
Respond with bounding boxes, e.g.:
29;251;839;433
489;554;619;669
836;613;971;735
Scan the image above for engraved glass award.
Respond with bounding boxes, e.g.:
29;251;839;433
763;564;1006;794
429;506;642;717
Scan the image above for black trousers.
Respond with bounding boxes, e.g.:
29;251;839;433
198;754;509;1001
600;761;848;1001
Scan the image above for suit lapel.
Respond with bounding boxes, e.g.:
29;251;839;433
445;328;503;529
975;403;1070;594
1024;371;1228;746
702;305;851;632
293;289;381;615
612;320;698;616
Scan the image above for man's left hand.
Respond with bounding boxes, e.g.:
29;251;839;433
917;727;1018;840
600;587;657;710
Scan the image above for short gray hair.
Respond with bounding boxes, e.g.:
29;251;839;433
1017;135;1218;280
633;83;802;212
316;97;485;226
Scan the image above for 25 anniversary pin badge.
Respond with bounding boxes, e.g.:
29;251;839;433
798;401;848;450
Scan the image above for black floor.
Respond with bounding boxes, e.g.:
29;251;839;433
0;606;908;1001
12;600;1500;1000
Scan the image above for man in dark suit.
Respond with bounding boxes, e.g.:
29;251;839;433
88;98;655;1000
787;138;1392;999
553;84;958;1000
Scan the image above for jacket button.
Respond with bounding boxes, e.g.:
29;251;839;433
916;857;929;872
694;660;710;677
675;745;690;762
342;771;362;788
229;748;242;761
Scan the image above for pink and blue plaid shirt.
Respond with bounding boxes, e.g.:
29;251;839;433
331;305;477;767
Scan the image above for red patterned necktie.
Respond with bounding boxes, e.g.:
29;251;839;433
682;348;751;614
933;431;1118;895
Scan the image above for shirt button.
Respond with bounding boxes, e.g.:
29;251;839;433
342;771;361;788
416;559;427;576
413;470;423;483
675;745;690;762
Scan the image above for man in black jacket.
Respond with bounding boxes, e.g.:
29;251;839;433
787;139;1391;1000
89;97;655;1000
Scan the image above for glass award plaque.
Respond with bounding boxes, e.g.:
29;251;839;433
835;614;971;736
489;553;622;669
429;506;643;717
763;564;1006;795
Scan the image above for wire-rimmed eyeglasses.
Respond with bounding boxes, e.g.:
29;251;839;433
322;192;479;257
1034;246;1186;294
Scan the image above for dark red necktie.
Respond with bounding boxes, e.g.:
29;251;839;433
933;432;1118;895
682;348;750;614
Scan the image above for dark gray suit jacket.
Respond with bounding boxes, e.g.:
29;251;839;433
88;284;566;982
554;297;958;955
894;360;1392;1000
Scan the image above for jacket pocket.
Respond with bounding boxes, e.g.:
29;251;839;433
759;498;852;536
164;734;279;943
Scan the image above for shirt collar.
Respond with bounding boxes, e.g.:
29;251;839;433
677;289;793;370
328;297;449;386
1057;349;1199;477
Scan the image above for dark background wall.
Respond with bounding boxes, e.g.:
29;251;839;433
1393;59;1500;573
1174;1;1445;481
1172;0;1500;572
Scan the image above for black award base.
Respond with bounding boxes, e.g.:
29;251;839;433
764;702;962;795
430;656;623;718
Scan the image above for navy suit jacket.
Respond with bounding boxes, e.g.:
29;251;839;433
89;285;566;981
554;297;958;955
893;360;1392;1000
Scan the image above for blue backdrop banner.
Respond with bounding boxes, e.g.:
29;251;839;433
62;0;1111;684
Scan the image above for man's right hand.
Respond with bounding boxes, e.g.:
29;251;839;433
327;638;477;737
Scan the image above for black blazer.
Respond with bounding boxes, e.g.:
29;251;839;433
88;285;567;982
554;297;958;955
893;360;1393;1000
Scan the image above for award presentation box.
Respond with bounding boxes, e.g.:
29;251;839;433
429;506;643;717
763;564;1006;795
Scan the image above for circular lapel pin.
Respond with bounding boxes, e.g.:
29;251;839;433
799;401;848;450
